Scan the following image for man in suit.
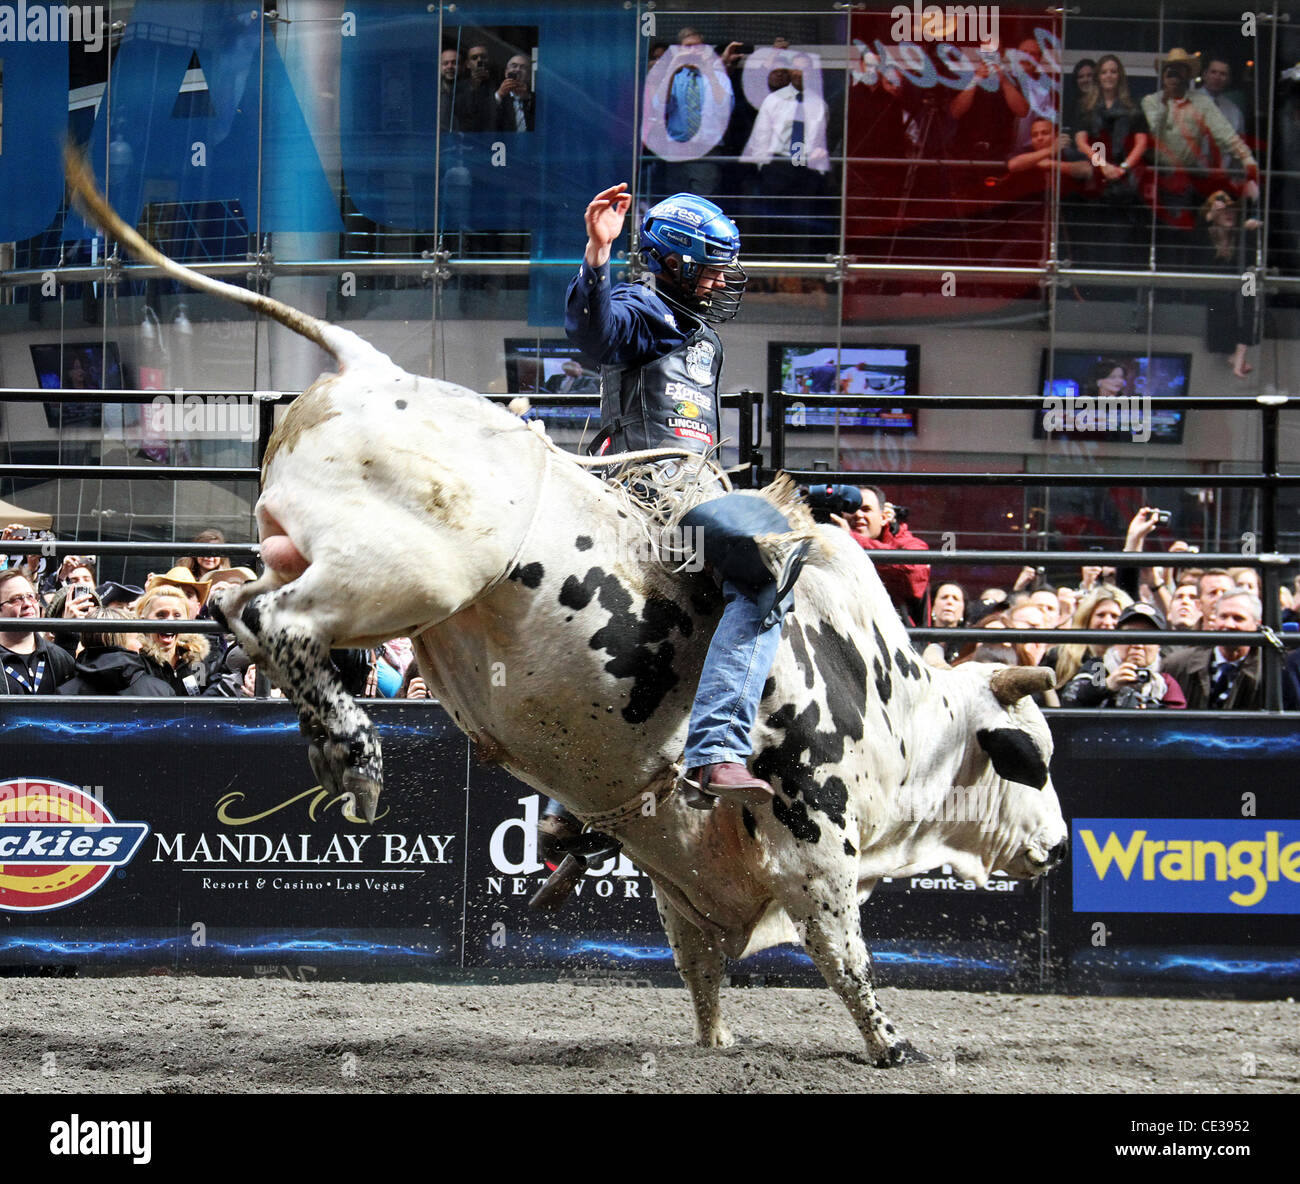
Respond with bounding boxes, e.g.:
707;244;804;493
494;53;535;133
455;43;499;132
1164;588;1263;708
438;47;463;132
543;360;597;393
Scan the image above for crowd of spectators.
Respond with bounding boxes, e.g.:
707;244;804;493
803;485;1293;712
913;502;1290;711
3;497;1293;711
0;526;433;702
439;41;535;134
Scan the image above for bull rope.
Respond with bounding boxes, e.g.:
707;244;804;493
568;766;680;833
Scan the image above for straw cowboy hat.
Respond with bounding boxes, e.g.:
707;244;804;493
1155;47;1201;76
144;565;211;605
201;566;257;585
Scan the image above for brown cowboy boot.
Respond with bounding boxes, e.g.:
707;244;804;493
683;762;774;808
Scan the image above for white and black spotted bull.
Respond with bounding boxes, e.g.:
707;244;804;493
68;150;1066;1067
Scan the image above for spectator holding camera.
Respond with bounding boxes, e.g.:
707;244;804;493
1058;602;1186;709
1;524;49;591
1115;505;1176;614
833;485;930;625
456;43;500;132
494;51;535;133
0;566;75;694
47;568;102;656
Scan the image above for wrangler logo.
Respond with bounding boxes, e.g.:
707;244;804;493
1073;819;1300;913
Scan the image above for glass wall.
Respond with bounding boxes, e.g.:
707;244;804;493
0;0;1296;578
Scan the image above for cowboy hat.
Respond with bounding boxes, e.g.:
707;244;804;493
1155;47;1201;76
201;566;257;585
144;566;210;605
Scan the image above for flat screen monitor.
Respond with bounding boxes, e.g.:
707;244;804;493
766;342;919;433
31;342;123;428
504;337;602;424
1035;350;1190;444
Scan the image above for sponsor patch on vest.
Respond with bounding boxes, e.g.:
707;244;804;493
673;401;701;419
665;381;709;410
668;419;713;443
684;340;716;385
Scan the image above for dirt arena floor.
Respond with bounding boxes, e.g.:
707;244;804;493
3;978;1296;1093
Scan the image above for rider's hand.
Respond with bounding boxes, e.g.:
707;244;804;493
584;184;632;269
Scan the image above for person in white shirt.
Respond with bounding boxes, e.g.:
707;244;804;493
740;62;829;173
740;54;831;262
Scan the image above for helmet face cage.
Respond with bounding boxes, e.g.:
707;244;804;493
640;194;747;324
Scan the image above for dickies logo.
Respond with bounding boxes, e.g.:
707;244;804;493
0;779;149;912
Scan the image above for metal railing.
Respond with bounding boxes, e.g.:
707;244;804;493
761;389;1299;709
4;387;1297;707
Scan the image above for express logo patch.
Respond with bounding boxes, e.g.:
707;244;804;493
0;779;148;912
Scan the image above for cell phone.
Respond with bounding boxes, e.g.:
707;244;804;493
1155;510;1171;524
734;42;755;56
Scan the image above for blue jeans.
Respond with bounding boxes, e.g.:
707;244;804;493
683;580;793;769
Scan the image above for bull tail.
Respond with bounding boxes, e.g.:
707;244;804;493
63;144;391;375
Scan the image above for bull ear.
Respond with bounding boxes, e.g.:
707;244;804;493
976;727;1049;790
988;665;1055;705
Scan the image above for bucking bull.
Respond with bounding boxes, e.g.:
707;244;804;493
68;150;1066;1066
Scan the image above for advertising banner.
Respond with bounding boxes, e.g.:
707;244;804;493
0;701;465;978
4;701;1297;995
1047;713;1300;995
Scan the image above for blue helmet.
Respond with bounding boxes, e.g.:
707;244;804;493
639;193;747;323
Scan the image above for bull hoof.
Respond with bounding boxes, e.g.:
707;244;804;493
307;743;342;797
343;770;382;824
696;1025;734;1049
874;1039;929;1068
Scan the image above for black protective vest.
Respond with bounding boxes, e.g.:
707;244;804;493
596;322;723;455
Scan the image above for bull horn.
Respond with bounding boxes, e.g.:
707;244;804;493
989;665;1056;705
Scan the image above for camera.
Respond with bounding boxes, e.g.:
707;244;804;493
887;502;910;526
804;483;861;524
1134;668;1152;685
1155;509;1171;524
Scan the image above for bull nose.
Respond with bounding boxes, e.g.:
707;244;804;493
1046;836;1069;869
